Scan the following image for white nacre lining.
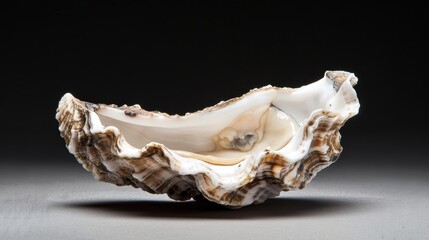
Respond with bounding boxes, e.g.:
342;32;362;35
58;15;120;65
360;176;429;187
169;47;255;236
92;72;358;166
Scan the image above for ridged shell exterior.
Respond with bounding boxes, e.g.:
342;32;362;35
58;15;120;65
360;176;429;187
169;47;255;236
56;71;359;207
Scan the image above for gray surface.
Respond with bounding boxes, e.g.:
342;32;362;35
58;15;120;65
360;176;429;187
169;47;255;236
1;161;428;240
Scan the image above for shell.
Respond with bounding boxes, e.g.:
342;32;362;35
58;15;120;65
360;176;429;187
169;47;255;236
56;70;359;208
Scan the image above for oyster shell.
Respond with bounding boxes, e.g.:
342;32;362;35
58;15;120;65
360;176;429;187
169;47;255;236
56;70;359;207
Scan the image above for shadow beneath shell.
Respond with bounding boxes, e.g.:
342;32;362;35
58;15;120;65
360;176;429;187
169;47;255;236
60;196;374;219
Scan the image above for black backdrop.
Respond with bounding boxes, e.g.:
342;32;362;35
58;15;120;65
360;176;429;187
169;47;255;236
1;2;427;168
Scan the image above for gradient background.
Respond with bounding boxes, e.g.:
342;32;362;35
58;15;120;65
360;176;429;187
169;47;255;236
1;2;428;240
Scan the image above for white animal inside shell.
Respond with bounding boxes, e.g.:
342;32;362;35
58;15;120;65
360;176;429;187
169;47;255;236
56;70;360;208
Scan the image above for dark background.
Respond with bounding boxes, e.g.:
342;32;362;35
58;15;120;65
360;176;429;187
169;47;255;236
1;2;427;168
